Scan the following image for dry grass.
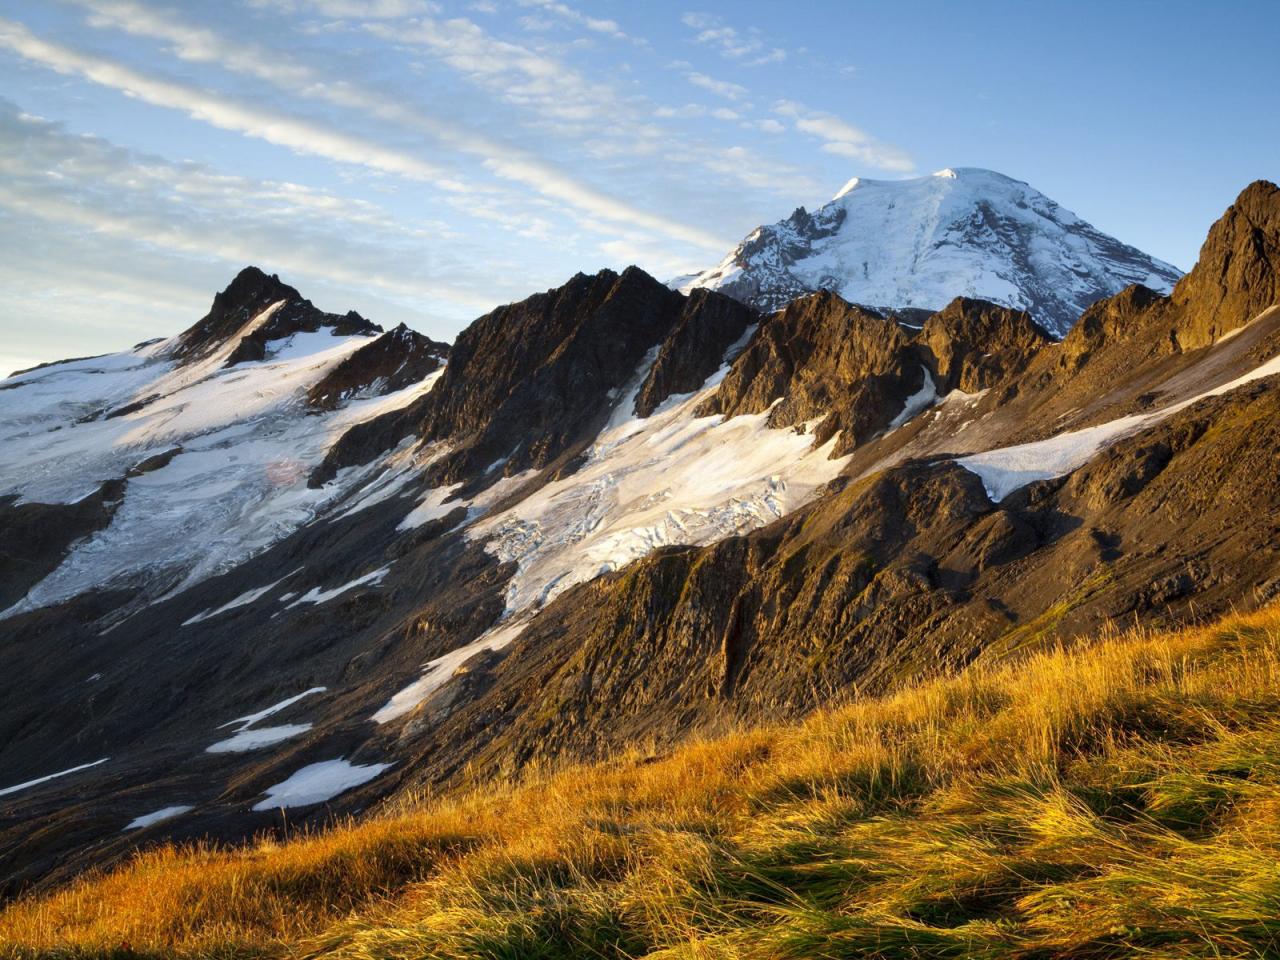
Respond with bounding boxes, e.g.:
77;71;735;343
5;606;1280;958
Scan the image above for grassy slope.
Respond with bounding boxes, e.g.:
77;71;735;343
5;606;1280;959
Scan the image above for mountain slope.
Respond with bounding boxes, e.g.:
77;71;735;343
680;168;1183;336
1;181;1278;902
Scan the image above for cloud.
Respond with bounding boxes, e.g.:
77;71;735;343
775;99;915;173
686;71;747;101
67;0;814;223
654;103;706;119
363;15;618;125
0;103;519;312
515;0;626;39
18;6;731;252
680;11;785;66
0;16;465;186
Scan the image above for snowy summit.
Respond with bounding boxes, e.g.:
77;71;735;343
680;167;1183;336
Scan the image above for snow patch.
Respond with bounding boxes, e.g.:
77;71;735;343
251;758;392;810
182;571;298;626
219;687;326;730
371;620;527;724
206;724;312;753
125;805;193;830
0;757;109;798
284;568;389;608
889;367;937;428
397;471;536;532
958;345;1280;501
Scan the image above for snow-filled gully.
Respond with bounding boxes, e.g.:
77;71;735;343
375;346;852;724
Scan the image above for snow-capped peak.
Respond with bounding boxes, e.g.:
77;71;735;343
681;168;1183;336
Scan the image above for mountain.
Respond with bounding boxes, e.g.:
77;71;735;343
2;181;1279;901
0;267;448;618
678;167;1184;337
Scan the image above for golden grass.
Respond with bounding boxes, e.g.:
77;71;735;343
5;606;1280;958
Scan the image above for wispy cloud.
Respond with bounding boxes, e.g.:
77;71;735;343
0;101;511;315
0;16;466;186
20;5;731;252
686;71;747;101
245;0;441;19
681;11;785;66
775;99;915;173
515;0;626;40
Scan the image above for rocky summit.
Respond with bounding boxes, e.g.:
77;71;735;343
2;180;1280;907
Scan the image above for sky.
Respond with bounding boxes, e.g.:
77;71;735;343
1;0;1276;374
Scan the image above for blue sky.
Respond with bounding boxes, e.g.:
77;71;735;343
1;0;1276;373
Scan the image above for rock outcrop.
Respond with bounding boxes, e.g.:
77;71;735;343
307;324;448;411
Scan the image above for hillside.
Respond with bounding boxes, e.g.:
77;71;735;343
1;181;1279;895
3;602;1280;958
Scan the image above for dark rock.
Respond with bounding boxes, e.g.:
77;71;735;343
127;448;182;477
414;266;686;485
918;297;1050;392
632;288;756;417
307;324;449;411
697;292;919;453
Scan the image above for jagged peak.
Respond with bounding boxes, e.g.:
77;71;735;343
167;267;379;365
1168;178;1280;346
216;265;302;310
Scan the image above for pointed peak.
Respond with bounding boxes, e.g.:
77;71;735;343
219;266;300;307
1168;178;1280;346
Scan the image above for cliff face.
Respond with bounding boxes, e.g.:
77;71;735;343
314;269;755;487
918;297;1051;393
307;324;448;411
632;288;755;418
1170;180;1280;348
